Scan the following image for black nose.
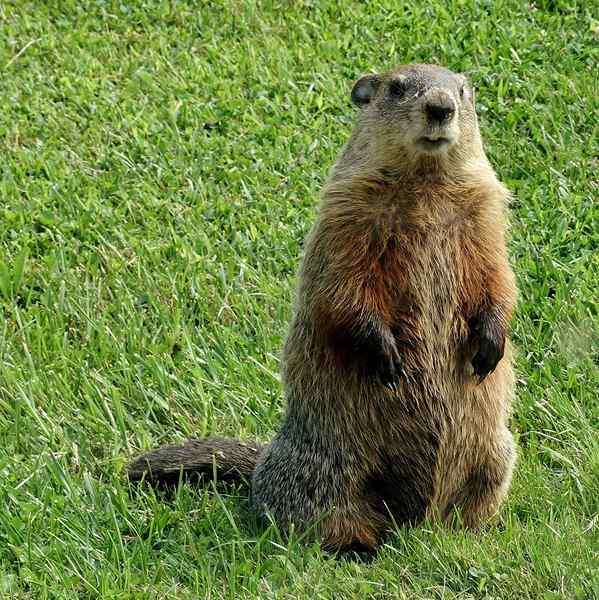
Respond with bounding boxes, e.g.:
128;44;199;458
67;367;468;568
425;101;455;123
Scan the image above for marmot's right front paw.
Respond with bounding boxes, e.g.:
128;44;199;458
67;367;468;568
327;314;403;386
376;338;404;388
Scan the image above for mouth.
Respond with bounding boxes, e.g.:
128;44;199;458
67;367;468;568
417;136;451;152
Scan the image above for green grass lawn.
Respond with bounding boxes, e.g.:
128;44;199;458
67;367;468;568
1;1;597;598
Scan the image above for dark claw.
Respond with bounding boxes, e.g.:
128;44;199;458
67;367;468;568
383;344;405;388
469;312;505;383
378;350;403;387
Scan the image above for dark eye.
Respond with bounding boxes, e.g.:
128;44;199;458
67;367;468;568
460;85;465;98
389;79;406;98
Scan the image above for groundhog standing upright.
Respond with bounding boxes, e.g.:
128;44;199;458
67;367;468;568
128;64;518;553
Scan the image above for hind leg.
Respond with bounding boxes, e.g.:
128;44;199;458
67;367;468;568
251;438;387;553
450;433;516;528
320;503;386;553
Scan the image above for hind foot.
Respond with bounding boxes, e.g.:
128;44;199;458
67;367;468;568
447;436;516;528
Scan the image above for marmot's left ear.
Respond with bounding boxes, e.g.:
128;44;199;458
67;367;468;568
351;73;381;107
457;73;475;103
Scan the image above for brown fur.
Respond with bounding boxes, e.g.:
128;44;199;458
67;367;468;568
128;64;518;553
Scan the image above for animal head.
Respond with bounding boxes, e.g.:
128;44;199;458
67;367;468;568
348;64;482;172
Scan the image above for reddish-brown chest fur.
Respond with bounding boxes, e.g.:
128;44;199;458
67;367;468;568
325;178;494;369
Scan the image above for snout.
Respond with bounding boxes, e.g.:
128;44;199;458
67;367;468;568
423;90;456;124
413;88;459;153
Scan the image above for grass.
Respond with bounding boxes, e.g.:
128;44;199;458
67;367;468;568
0;0;597;597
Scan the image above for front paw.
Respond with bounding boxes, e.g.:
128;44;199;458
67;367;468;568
353;320;403;387
327;315;403;387
376;340;404;388
469;313;506;383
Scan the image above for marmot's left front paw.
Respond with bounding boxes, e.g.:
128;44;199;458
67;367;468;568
469;312;505;383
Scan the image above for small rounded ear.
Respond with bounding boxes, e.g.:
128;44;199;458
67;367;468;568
350;73;381;107
457;73;475;103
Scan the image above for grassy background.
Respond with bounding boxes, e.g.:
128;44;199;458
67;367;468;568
1;1;597;598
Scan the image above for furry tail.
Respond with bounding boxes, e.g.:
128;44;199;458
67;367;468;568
126;437;265;486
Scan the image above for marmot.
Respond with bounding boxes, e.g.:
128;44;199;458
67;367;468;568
128;64;518;553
